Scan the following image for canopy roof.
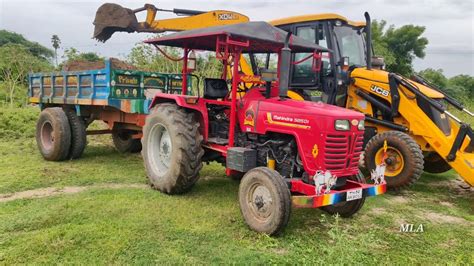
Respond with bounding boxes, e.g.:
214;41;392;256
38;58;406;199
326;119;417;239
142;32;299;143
145;22;330;53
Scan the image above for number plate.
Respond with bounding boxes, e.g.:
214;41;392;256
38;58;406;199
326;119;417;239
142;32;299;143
346;189;363;201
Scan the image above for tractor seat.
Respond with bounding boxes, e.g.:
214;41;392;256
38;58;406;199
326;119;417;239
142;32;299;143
204;78;229;99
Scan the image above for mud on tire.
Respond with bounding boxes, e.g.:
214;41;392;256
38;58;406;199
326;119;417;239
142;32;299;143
239;167;291;235
65;109;87;159
141;103;204;194
364;131;424;190
36;107;71;161
112;130;142;153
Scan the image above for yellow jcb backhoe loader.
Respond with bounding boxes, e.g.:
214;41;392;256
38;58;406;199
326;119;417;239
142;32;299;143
93;3;473;189
266;13;473;189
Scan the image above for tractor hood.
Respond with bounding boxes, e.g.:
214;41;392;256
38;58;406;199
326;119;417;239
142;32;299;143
350;68;444;98
259;98;364;119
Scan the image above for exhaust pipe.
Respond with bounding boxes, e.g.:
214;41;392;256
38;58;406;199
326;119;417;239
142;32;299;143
364;12;372;70
279;32;292;98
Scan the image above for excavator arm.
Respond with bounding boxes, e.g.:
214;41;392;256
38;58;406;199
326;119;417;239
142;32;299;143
93;3;250;42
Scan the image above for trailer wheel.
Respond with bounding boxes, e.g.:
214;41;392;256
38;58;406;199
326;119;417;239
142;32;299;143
65;109;87;159
36;107;71;161
364;131;424;190
423;152;451;174
142;103;204;194
239;167;291;235
321;171;366;218
112;131;141;153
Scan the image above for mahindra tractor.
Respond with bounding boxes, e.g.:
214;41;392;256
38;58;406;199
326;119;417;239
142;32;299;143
140;22;386;235
265;13;474;189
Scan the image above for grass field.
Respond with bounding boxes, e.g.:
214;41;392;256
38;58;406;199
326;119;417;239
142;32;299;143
0;107;473;264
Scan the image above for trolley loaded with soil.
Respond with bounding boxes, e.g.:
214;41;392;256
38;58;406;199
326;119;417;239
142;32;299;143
29;58;192;160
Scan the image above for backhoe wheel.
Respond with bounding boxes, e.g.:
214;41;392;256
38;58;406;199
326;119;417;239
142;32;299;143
112;130;141;153
239;167;291;235
65;109;87;159
321;171;366;218
142;103;204;194
423;152;451;174
36;107;71;161
364;131;424;190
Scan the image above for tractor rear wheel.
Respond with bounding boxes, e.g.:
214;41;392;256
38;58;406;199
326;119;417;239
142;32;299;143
321;171;366;218
364;131;424;190
36;107;71;161
239;167;291;235
65;109;87;159
112;130;141;153
423;152;451;174
142;103;204;194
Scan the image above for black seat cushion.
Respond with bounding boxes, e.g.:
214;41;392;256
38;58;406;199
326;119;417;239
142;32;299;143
204;78;228;99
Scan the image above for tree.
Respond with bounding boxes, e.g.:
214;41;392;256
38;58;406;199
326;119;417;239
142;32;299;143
0;44;51;107
372;20;428;76
51;35;61;67
418;68;448;88
62;47;103;63
418;68;473;101
0;30;53;61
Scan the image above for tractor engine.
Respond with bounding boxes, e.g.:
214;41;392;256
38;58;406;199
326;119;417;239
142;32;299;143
236;133;305;178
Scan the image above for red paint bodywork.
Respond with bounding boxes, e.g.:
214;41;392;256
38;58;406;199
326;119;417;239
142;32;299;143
146;29;380;205
150;84;364;178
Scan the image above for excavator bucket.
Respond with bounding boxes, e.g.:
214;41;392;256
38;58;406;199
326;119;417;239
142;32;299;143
93;3;139;42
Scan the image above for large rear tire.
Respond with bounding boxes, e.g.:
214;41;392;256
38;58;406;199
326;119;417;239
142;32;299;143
65;109;87;159
239;167;291;235
423;152;451;174
364;131;424;190
321;171;366;218
141;103;204;194
35;107;71;161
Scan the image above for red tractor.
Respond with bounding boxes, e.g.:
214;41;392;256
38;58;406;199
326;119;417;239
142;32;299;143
141;22;386;235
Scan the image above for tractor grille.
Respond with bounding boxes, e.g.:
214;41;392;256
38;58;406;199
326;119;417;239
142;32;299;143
324;133;363;171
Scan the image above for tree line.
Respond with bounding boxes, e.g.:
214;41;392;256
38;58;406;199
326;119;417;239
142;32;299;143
0;20;472;107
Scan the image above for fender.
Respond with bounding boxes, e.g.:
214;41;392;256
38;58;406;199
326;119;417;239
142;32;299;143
149;93;210;140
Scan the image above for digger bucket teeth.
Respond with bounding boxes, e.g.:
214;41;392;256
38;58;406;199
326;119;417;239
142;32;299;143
93;3;139;42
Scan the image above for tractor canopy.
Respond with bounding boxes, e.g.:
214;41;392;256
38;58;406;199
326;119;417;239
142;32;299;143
144;21;330;53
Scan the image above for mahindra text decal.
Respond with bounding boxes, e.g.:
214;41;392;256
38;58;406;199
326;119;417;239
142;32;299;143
266;113;311;130
370;85;390;97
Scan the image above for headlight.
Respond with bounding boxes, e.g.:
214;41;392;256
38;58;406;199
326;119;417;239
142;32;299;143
335;120;350;131
358;120;365;130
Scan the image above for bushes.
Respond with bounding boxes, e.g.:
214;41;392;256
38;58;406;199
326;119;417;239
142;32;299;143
0;106;39;139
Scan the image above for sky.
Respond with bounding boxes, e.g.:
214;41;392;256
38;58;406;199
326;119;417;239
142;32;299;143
0;0;473;77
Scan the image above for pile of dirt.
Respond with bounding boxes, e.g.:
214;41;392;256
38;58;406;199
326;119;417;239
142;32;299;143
62;58;137;71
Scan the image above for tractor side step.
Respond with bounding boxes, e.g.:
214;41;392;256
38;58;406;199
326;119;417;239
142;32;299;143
208;137;229;145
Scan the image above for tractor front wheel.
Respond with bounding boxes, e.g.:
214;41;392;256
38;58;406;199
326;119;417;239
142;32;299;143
321;171;366;218
364;131;424;190
239;167;291;235
142;104;204;194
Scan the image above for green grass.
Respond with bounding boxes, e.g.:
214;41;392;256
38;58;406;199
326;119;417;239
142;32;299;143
0;107;473;264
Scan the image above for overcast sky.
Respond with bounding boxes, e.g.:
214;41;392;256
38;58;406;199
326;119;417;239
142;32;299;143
1;0;472;77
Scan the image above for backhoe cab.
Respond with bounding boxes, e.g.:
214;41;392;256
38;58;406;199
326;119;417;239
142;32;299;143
269;12;474;188
140;22;386;235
